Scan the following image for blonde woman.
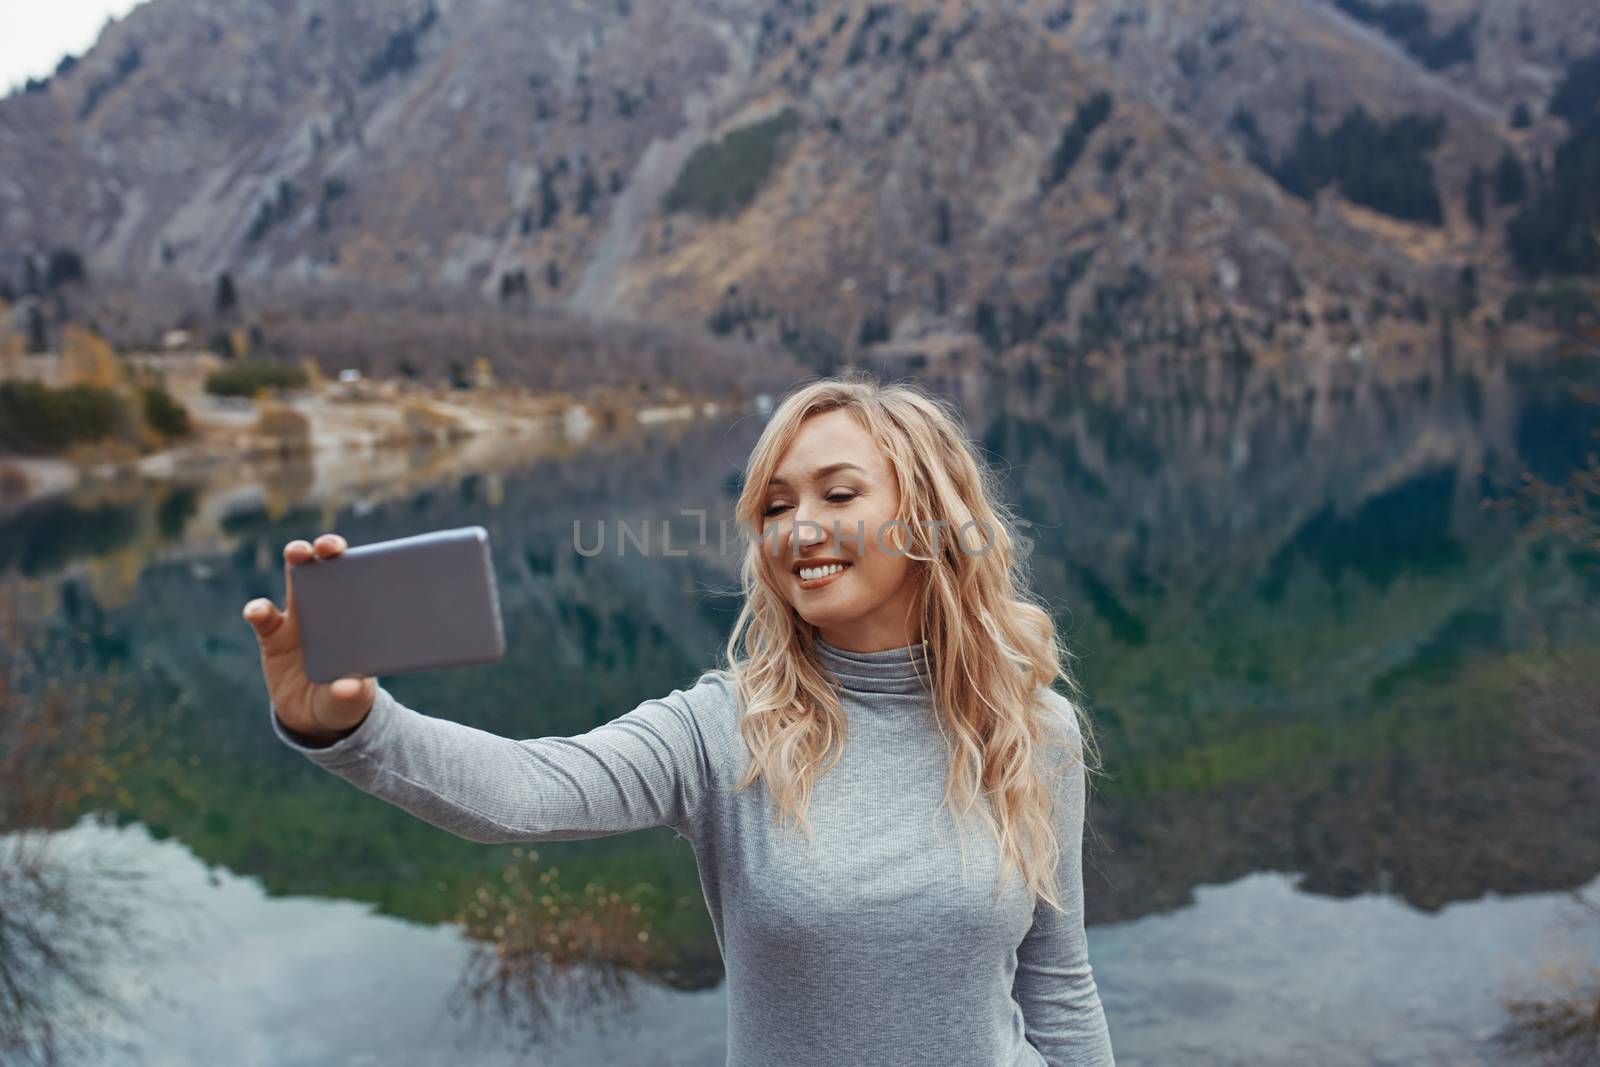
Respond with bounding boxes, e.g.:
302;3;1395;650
244;372;1117;1065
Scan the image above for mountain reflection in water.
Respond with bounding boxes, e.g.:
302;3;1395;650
0;344;1596;1063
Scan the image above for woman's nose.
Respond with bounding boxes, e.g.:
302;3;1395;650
791;510;827;551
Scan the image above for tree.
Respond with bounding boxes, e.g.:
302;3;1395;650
45;249;85;289
1040;92;1113;193
974;301;1003;352
857;308;890;346
1494;150;1528;204
1259;105;1446;224
538;171;560;228
1466;166;1486;228
141;386;192;438
1547;49;1600;126
25;303;47;353
576;169;600;215
60;325;121;388
0;299;21;377
1457;264;1478;316
215;273;238;317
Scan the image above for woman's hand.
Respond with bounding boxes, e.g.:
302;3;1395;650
243;533;376;745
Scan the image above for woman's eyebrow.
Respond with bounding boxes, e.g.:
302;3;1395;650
767;461;867;487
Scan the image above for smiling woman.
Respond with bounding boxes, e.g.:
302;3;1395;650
248;370;1115;1066
758;412;924;653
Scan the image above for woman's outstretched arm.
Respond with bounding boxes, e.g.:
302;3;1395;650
246;532;722;845
270;674;723;844
1012;695;1117;1066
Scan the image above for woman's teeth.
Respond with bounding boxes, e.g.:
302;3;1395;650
799;563;849;581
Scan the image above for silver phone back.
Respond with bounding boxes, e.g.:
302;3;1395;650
292;526;506;683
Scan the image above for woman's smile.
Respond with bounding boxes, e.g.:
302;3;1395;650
795;561;851;589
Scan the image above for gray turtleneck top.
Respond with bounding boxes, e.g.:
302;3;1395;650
270;638;1116;1066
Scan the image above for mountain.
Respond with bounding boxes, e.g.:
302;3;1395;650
1;0;1597;379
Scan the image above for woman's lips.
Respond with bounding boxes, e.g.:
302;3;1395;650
795;562;851;589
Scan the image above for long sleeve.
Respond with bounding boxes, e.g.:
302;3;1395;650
1012;698;1116;1066
269;672;726;845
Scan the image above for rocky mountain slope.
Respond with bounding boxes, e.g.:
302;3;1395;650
1;0;1596;376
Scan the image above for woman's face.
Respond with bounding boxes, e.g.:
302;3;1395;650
758;409;923;653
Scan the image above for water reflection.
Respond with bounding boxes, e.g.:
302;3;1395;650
17;819;729;1067
12;818;1597;1067
0;823;176;1067
0;342;1598;1060
447;846;674;1057
0;597;166;1066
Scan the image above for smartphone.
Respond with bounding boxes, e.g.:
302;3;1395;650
290;526;507;683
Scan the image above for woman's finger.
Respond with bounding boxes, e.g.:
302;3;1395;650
242;597;295;656
314;533;346;558
282;539;313;618
242;598;278;633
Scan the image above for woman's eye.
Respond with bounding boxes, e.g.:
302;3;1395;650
763;492;854;517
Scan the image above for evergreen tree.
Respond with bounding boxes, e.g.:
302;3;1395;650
857;308;890;346
1457;263;1477;315
46;248;85;288
538;171;560;228
25;302;47;353
1548;49;1600;125
215;273;238;317
1040;92;1113;193
1494;150;1527;204
576;169;600;215
1465;166;1485;227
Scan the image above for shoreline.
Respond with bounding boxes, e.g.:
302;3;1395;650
0;350;738;515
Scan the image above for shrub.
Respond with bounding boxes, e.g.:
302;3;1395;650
141;386;192;439
255;405;311;450
204;360;309;398
663;108;801;218
0;381;133;454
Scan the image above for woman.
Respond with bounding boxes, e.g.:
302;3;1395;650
243;372;1117;1065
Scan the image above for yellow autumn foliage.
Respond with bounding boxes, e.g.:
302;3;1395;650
60;324;123;389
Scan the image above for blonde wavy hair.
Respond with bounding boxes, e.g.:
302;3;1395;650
713;371;1104;914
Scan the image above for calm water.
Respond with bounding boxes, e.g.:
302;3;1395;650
2;346;1598;1065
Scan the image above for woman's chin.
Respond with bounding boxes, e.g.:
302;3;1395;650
795;603;864;630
